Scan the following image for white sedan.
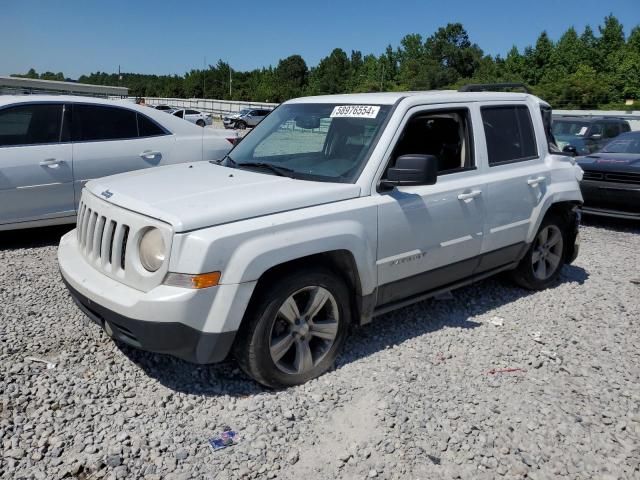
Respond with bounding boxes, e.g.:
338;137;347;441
172;109;213;127
0;95;238;231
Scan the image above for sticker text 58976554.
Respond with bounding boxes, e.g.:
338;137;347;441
330;105;380;119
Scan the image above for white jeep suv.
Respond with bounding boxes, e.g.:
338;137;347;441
58;89;583;388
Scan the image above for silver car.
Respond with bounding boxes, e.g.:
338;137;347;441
0;95;237;231
223;108;271;129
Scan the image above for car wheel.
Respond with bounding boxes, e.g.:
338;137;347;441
511;213;567;290
236;120;247;130
234;268;351;388
196;119;206;127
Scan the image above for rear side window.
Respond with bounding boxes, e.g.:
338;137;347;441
137;113;167;137
621;122;631;133
72;105;138;142
482;105;538;165
604;123;619;138
0;104;63;146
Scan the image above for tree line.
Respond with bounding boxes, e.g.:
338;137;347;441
12;15;640;109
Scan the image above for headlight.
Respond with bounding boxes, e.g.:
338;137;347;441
139;228;166;272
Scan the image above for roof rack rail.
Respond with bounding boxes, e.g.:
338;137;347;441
458;83;531;94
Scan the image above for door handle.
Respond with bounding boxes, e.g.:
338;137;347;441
527;176;547;186
140;150;161;159
457;190;482;201
39;158;62;168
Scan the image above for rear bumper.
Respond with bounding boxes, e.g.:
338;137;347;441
63;276;235;363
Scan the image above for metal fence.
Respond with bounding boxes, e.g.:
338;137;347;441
137;97;279;117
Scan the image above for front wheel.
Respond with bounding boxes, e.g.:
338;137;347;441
234;269;351;388
235;120;247;130
196;119;206;127
511;214;567;290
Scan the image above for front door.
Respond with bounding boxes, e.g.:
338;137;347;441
0;103;75;226
376;105;485;306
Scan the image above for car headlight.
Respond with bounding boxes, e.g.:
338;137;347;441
139;228;166;272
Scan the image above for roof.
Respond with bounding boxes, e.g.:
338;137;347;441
285;90;539;105
0;95;204;135
554;115;627;122
0;75;128;96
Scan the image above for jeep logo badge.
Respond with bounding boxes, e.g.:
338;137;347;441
101;190;114;199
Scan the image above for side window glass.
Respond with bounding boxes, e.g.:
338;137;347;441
0;103;63;146
185;110;199;115
386;109;474;176
174;110;184;118
72;105;138;142
590;124;603;136
138;113;167;137
482;105;537;165
604;123;619;138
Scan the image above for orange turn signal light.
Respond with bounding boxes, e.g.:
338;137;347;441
191;271;221;289
164;271;221;289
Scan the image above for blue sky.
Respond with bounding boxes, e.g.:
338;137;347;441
2;0;639;79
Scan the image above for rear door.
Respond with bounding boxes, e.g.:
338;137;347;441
479;103;548;270
71;104;175;205
0;102;75;226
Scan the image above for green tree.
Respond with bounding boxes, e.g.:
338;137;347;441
275;55;308;101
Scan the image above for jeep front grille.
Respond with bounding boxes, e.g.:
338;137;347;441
582;170;640;185
77;200;131;272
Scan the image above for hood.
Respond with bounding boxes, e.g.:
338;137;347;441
577;153;640;173
86;162;361;232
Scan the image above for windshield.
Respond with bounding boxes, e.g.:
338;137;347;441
601;134;640;154
225;103;392;183
552;120;590;137
239;109;251;115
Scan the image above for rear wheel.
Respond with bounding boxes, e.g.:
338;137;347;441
511;214;567;290
234;268;350;388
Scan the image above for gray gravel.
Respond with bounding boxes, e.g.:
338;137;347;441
1;219;639;480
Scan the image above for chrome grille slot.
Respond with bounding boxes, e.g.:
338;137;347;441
107;221;117;265
85;211;98;255
120;225;130;270
93;216;107;260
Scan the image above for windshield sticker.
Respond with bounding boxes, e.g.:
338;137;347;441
330;105;380;119
577;126;588;135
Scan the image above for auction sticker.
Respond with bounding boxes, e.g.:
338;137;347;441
330;105;380;119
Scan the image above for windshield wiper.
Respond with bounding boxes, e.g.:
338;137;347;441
236;162;296;178
212;154;237;166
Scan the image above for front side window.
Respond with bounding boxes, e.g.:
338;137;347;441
384;108;474;177
0;103;63;146
482;105;538;165
185;110;200;115
226;103;391;182
72;105;138;142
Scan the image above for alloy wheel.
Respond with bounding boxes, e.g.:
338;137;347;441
269;286;339;375
531;225;564;280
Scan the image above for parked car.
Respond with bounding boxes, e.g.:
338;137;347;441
0;95;238;231
154;104;174;112
577;130;640;219
552;116;630;156
59;89;582;388
173;109;213;127
223;108;271;129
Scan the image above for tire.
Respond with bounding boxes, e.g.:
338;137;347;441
236;120;247;130
234;268;351;389
196;119;206;127
511;213;568;290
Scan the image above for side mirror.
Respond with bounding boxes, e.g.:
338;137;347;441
381;154;438;189
562;145;578;157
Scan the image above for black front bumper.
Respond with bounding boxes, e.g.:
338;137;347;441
580;180;640;219
63;277;236;364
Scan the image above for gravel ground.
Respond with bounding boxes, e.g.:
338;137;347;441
1;218;639;480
